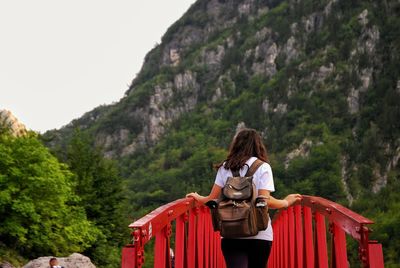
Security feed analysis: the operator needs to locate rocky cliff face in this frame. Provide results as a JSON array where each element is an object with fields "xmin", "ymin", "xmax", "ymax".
[
  {"xmin": 46, "ymin": 0, "xmax": 276, "ymax": 157},
  {"xmin": 45, "ymin": 0, "xmax": 399, "ymax": 201},
  {"xmin": 0, "ymin": 109, "xmax": 27, "ymax": 137}
]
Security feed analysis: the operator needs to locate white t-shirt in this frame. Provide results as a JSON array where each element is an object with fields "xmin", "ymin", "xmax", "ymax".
[{"xmin": 214, "ymin": 156, "xmax": 275, "ymax": 241}]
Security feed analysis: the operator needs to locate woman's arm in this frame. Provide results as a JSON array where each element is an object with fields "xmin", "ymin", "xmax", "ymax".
[
  {"xmin": 186, "ymin": 184, "xmax": 222, "ymax": 204},
  {"xmin": 258, "ymin": 189, "xmax": 302, "ymax": 209},
  {"xmin": 187, "ymin": 186, "xmax": 301, "ymax": 207}
]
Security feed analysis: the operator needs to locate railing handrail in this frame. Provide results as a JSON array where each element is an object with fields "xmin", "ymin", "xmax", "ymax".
[
  {"xmin": 301, "ymin": 195, "xmax": 373, "ymax": 224},
  {"xmin": 129, "ymin": 195, "xmax": 374, "ymax": 244},
  {"xmin": 299, "ymin": 195, "xmax": 373, "ymax": 241},
  {"xmin": 128, "ymin": 198, "xmax": 200, "ymax": 244}
]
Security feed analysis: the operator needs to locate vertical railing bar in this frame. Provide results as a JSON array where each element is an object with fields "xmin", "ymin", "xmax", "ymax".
[
  {"xmin": 360, "ymin": 225, "xmax": 371, "ymax": 268},
  {"xmin": 214, "ymin": 232, "xmax": 218, "ymax": 268},
  {"xmin": 314, "ymin": 212, "xmax": 329, "ymax": 268},
  {"xmin": 154, "ymin": 228, "xmax": 167, "ymax": 268},
  {"xmin": 282, "ymin": 210, "xmax": 288, "ymax": 268},
  {"xmin": 274, "ymin": 218, "xmax": 279, "ymax": 268},
  {"xmin": 268, "ymin": 221, "xmax": 274, "ymax": 268},
  {"xmin": 279, "ymin": 215, "xmax": 284, "ymax": 268},
  {"xmin": 288, "ymin": 206, "xmax": 295, "ymax": 268},
  {"xmin": 167, "ymin": 224, "xmax": 172, "ymax": 268},
  {"xmin": 332, "ymin": 222, "xmax": 348, "ymax": 268},
  {"xmin": 209, "ymin": 225, "xmax": 214, "ymax": 268},
  {"xmin": 121, "ymin": 245, "xmax": 137, "ymax": 268},
  {"xmin": 204, "ymin": 209, "xmax": 210, "ymax": 268},
  {"xmin": 274, "ymin": 215, "xmax": 280, "ymax": 268},
  {"xmin": 267, "ymin": 219, "xmax": 276, "ymax": 268},
  {"xmin": 276, "ymin": 219, "xmax": 280, "ymax": 268},
  {"xmin": 175, "ymin": 215, "xmax": 186, "ymax": 268},
  {"xmin": 303, "ymin": 206, "xmax": 314, "ymax": 268},
  {"xmin": 368, "ymin": 242, "xmax": 385, "ymax": 268},
  {"xmin": 268, "ymin": 220, "xmax": 275, "ymax": 268},
  {"xmin": 294, "ymin": 205, "xmax": 304, "ymax": 268},
  {"xmin": 197, "ymin": 207, "xmax": 205, "ymax": 268},
  {"xmin": 187, "ymin": 208, "xmax": 197, "ymax": 268}
]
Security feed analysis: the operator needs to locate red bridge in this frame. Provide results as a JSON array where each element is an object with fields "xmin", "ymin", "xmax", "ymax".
[{"xmin": 121, "ymin": 195, "xmax": 384, "ymax": 267}]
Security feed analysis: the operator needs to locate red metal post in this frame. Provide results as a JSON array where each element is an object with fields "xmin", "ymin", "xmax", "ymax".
[
  {"xmin": 280, "ymin": 215, "xmax": 285, "ymax": 268},
  {"xmin": 303, "ymin": 206, "xmax": 314, "ymax": 268},
  {"xmin": 210, "ymin": 224, "xmax": 215, "ymax": 268},
  {"xmin": 121, "ymin": 246, "xmax": 136, "ymax": 268},
  {"xmin": 288, "ymin": 206, "xmax": 295, "ymax": 268},
  {"xmin": 360, "ymin": 225, "xmax": 371, "ymax": 268},
  {"xmin": 282, "ymin": 210, "xmax": 288, "ymax": 268},
  {"xmin": 276, "ymin": 218, "xmax": 281, "ymax": 267},
  {"xmin": 174, "ymin": 214, "xmax": 186, "ymax": 268},
  {"xmin": 268, "ymin": 218, "xmax": 276, "ymax": 268},
  {"xmin": 314, "ymin": 212, "xmax": 328, "ymax": 268},
  {"xmin": 294, "ymin": 205, "xmax": 303, "ymax": 268},
  {"xmin": 277, "ymin": 215, "xmax": 283, "ymax": 268},
  {"xmin": 187, "ymin": 208, "xmax": 197, "ymax": 268},
  {"xmin": 368, "ymin": 241, "xmax": 384, "ymax": 268},
  {"xmin": 332, "ymin": 223, "xmax": 348, "ymax": 268},
  {"xmin": 213, "ymin": 233, "xmax": 218, "ymax": 268},
  {"xmin": 204, "ymin": 208, "xmax": 211, "ymax": 268},
  {"xmin": 267, "ymin": 218, "xmax": 277, "ymax": 268},
  {"xmin": 197, "ymin": 207, "xmax": 205, "ymax": 268},
  {"xmin": 270, "ymin": 217, "xmax": 276, "ymax": 268},
  {"xmin": 154, "ymin": 223, "xmax": 172, "ymax": 268},
  {"xmin": 154, "ymin": 228, "xmax": 167, "ymax": 268}
]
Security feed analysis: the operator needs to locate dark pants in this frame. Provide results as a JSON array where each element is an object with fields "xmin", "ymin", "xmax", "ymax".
[{"xmin": 221, "ymin": 238, "xmax": 272, "ymax": 268}]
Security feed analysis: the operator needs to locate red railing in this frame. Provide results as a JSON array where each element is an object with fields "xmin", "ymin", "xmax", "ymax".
[
  {"xmin": 121, "ymin": 198, "xmax": 225, "ymax": 268},
  {"xmin": 268, "ymin": 195, "xmax": 384, "ymax": 268},
  {"xmin": 121, "ymin": 196, "xmax": 384, "ymax": 268}
]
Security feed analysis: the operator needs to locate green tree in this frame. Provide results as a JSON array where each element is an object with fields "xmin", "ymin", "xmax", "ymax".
[
  {"xmin": 0, "ymin": 131, "xmax": 99, "ymax": 257},
  {"xmin": 66, "ymin": 129, "xmax": 127, "ymax": 267}
]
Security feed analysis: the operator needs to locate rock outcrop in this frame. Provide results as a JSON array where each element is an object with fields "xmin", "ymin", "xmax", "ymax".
[
  {"xmin": 0, "ymin": 109, "xmax": 27, "ymax": 136},
  {"xmin": 285, "ymin": 139, "xmax": 313, "ymax": 169},
  {"xmin": 0, "ymin": 261, "xmax": 15, "ymax": 268},
  {"xmin": 23, "ymin": 253, "xmax": 95, "ymax": 268}
]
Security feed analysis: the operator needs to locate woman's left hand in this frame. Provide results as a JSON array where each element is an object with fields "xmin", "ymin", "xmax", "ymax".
[{"xmin": 284, "ymin": 194, "xmax": 302, "ymax": 207}]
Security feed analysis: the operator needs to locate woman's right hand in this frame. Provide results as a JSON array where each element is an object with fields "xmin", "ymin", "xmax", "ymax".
[
  {"xmin": 186, "ymin": 192, "xmax": 202, "ymax": 202},
  {"xmin": 186, "ymin": 184, "xmax": 222, "ymax": 204}
]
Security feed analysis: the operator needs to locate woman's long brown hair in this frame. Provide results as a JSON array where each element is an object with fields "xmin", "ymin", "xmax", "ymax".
[{"xmin": 215, "ymin": 128, "xmax": 269, "ymax": 171}]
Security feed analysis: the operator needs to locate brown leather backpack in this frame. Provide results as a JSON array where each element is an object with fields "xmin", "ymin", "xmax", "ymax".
[{"xmin": 207, "ymin": 159, "xmax": 270, "ymax": 238}]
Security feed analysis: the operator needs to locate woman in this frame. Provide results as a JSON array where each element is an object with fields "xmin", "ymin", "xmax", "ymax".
[{"xmin": 186, "ymin": 128, "xmax": 302, "ymax": 268}]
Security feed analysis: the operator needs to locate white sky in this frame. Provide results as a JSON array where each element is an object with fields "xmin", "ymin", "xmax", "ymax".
[{"xmin": 0, "ymin": 0, "xmax": 196, "ymax": 133}]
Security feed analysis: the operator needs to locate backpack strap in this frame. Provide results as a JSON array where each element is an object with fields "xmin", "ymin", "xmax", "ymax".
[
  {"xmin": 245, "ymin": 159, "xmax": 264, "ymax": 177},
  {"xmin": 232, "ymin": 163, "xmax": 249, "ymax": 177}
]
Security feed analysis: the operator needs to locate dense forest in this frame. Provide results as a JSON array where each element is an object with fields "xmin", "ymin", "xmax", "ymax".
[
  {"xmin": 1, "ymin": 0, "xmax": 399, "ymax": 267},
  {"xmin": 0, "ymin": 128, "xmax": 129, "ymax": 267}
]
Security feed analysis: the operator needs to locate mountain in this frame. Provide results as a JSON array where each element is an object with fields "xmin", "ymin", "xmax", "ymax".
[
  {"xmin": 0, "ymin": 109, "xmax": 27, "ymax": 136},
  {"xmin": 44, "ymin": 0, "xmax": 400, "ymax": 265}
]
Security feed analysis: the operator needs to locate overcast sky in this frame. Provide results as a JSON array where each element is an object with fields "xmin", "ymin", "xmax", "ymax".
[{"xmin": 0, "ymin": 0, "xmax": 196, "ymax": 133}]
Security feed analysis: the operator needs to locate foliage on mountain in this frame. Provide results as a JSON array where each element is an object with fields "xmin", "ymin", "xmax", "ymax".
[{"xmin": 42, "ymin": 0, "xmax": 399, "ymax": 266}]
